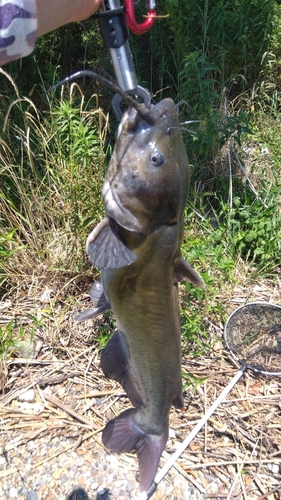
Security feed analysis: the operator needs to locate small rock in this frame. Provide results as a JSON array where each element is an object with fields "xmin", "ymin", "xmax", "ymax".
[
  {"xmin": 26, "ymin": 490, "xmax": 38, "ymax": 500},
  {"xmin": 61, "ymin": 474, "xmax": 68, "ymax": 484},
  {"xmin": 76, "ymin": 448, "xmax": 87, "ymax": 455},
  {"xmin": 97, "ymin": 487, "xmax": 106, "ymax": 495},
  {"xmin": 169, "ymin": 428, "xmax": 176, "ymax": 438},
  {"xmin": 52, "ymin": 470, "xmax": 62, "ymax": 480},
  {"xmin": 267, "ymin": 462, "xmax": 279, "ymax": 474},
  {"xmin": 114, "ymin": 479, "xmax": 125, "ymax": 488},
  {"xmin": 33, "ymin": 403, "xmax": 44, "ymax": 414},
  {"xmin": 107, "ymin": 454, "xmax": 119, "ymax": 469},
  {"xmin": 9, "ymin": 487, "xmax": 18, "ymax": 498},
  {"xmin": 18, "ymin": 389, "xmax": 35, "ymax": 401},
  {"xmin": 73, "ymin": 456, "xmax": 85, "ymax": 467},
  {"xmin": 126, "ymin": 481, "xmax": 135, "ymax": 493},
  {"xmin": 91, "ymin": 482, "xmax": 99, "ymax": 490},
  {"xmin": 40, "ymin": 288, "xmax": 54, "ymax": 303},
  {"xmin": 78, "ymin": 476, "xmax": 86, "ymax": 488}
]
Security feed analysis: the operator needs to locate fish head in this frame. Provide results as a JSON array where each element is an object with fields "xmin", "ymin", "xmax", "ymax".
[{"xmin": 102, "ymin": 98, "xmax": 189, "ymax": 233}]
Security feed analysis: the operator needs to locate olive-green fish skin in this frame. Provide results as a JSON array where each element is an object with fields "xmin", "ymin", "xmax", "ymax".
[
  {"xmin": 101, "ymin": 221, "xmax": 185, "ymax": 421},
  {"xmin": 84, "ymin": 98, "xmax": 204, "ymax": 492}
]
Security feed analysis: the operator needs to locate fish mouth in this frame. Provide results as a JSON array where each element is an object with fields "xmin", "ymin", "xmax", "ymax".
[{"xmin": 103, "ymin": 180, "xmax": 144, "ymax": 233}]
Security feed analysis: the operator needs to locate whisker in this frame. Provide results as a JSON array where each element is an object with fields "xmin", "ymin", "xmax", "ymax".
[
  {"xmin": 180, "ymin": 120, "xmax": 203, "ymax": 126},
  {"xmin": 168, "ymin": 120, "xmax": 203, "ymax": 134},
  {"xmin": 47, "ymin": 69, "xmax": 155, "ymax": 124}
]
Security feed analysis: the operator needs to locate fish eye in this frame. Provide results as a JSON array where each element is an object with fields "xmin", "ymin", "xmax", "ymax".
[{"xmin": 149, "ymin": 150, "xmax": 164, "ymax": 167}]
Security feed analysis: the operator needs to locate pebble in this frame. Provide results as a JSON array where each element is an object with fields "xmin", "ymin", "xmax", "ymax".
[
  {"xmin": 114, "ymin": 480, "xmax": 126, "ymax": 488},
  {"xmin": 0, "ymin": 435, "xmax": 203, "ymax": 500},
  {"xmin": 97, "ymin": 487, "xmax": 106, "ymax": 495},
  {"xmin": 73, "ymin": 456, "xmax": 85, "ymax": 467},
  {"xmin": 107, "ymin": 454, "xmax": 119, "ymax": 469},
  {"xmin": 33, "ymin": 402, "xmax": 45, "ymax": 414},
  {"xmin": 90, "ymin": 482, "xmax": 99, "ymax": 490},
  {"xmin": 61, "ymin": 473, "xmax": 69, "ymax": 484},
  {"xmin": 18, "ymin": 388, "xmax": 35, "ymax": 401},
  {"xmin": 169, "ymin": 428, "xmax": 176, "ymax": 438},
  {"xmin": 126, "ymin": 481, "xmax": 135, "ymax": 493},
  {"xmin": 53, "ymin": 470, "xmax": 62, "ymax": 480},
  {"xmin": 26, "ymin": 491, "xmax": 38, "ymax": 500},
  {"xmin": 267, "ymin": 462, "xmax": 279, "ymax": 474}
]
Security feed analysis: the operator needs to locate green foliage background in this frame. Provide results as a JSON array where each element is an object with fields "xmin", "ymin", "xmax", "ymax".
[{"xmin": 0, "ymin": 0, "xmax": 281, "ymax": 352}]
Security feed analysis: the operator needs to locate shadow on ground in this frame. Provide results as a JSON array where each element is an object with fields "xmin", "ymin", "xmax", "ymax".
[{"xmin": 66, "ymin": 487, "xmax": 112, "ymax": 500}]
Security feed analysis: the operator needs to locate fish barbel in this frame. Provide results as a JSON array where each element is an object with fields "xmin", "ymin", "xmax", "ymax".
[{"xmin": 77, "ymin": 98, "xmax": 203, "ymax": 492}]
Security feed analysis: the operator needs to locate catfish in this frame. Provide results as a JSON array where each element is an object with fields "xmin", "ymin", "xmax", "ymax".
[{"xmin": 76, "ymin": 98, "xmax": 203, "ymax": 492}]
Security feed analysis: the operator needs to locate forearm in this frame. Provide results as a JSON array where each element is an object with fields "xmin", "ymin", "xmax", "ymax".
[
  {"xmin": 0, "ymin": 0, "xmax": 102, "ymax": 65},
  {"xmin": 36, "ymin": 0, "xmax": 102, "ymax": 37}
]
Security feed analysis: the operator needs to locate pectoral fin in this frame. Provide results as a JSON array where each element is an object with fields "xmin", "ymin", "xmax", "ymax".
[
  {"xmin": 102, "ymin": 408, "xmax": 168, "ymax": 492},
  {"xmin": 174, "ymin": 256, "xmax": 204, "ymax": 288},
  {"xmin": 101, "ymin": 330, "xmax": 142, "ymax": 407},
  {"xmin": 86, "ymin": 217, "xmax": 137, "ymax": 269}
]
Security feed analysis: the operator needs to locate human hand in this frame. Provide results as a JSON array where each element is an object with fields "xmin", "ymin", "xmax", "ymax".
[{"xmin": 36, "ymin": 0, "xmax": 102, "ymax": 37}]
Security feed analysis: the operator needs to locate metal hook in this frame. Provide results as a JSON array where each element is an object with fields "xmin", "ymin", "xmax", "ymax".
[{"xmin": 124, "ymin": 0, "xmax": 156, "ymax": 34}]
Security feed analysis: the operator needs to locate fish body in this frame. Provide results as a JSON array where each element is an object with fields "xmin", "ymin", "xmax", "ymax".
[{"xmin": 80, "ymin": 99, "xmax": 203, "ymax": 491}]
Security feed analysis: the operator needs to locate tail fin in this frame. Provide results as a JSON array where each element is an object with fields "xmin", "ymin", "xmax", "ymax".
[{"xmin": 102, "ymin": 408, "xmax": 167, "ymax": 492}]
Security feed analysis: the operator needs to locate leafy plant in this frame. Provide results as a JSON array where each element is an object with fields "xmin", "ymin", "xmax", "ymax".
[{"xmin": 219, "ymin": 193, "xmax": 281, "ymax": 268}]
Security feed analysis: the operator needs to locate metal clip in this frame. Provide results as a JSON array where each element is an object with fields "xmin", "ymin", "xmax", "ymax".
[
  {"xmin": 124, "ymin": 0, "xmax": 156, "ymax": 35},
  {"xmin": 99, "ymin": 0, "xmax": 151, "ymax": 118}
]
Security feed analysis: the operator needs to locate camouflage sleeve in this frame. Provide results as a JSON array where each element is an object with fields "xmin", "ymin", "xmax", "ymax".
[{"xmin": 0, "ymin": 0, "xmax": 37, "ymax": 65}]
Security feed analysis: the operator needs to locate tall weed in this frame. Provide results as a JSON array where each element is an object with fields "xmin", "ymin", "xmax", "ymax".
[{"xmin": 0, "ymin": 72, "xmax": 108, "ymax": 287}]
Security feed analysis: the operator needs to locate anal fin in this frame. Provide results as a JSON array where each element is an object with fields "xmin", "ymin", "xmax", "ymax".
[{"xmin": 101, "ymin": 330, "xmax": 142, "ymax": 407}]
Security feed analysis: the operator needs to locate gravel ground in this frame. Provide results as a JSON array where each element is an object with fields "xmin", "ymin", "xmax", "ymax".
[{"xmin": 0, "ymin": 429, "xmax": 202, "ymax": 500}]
